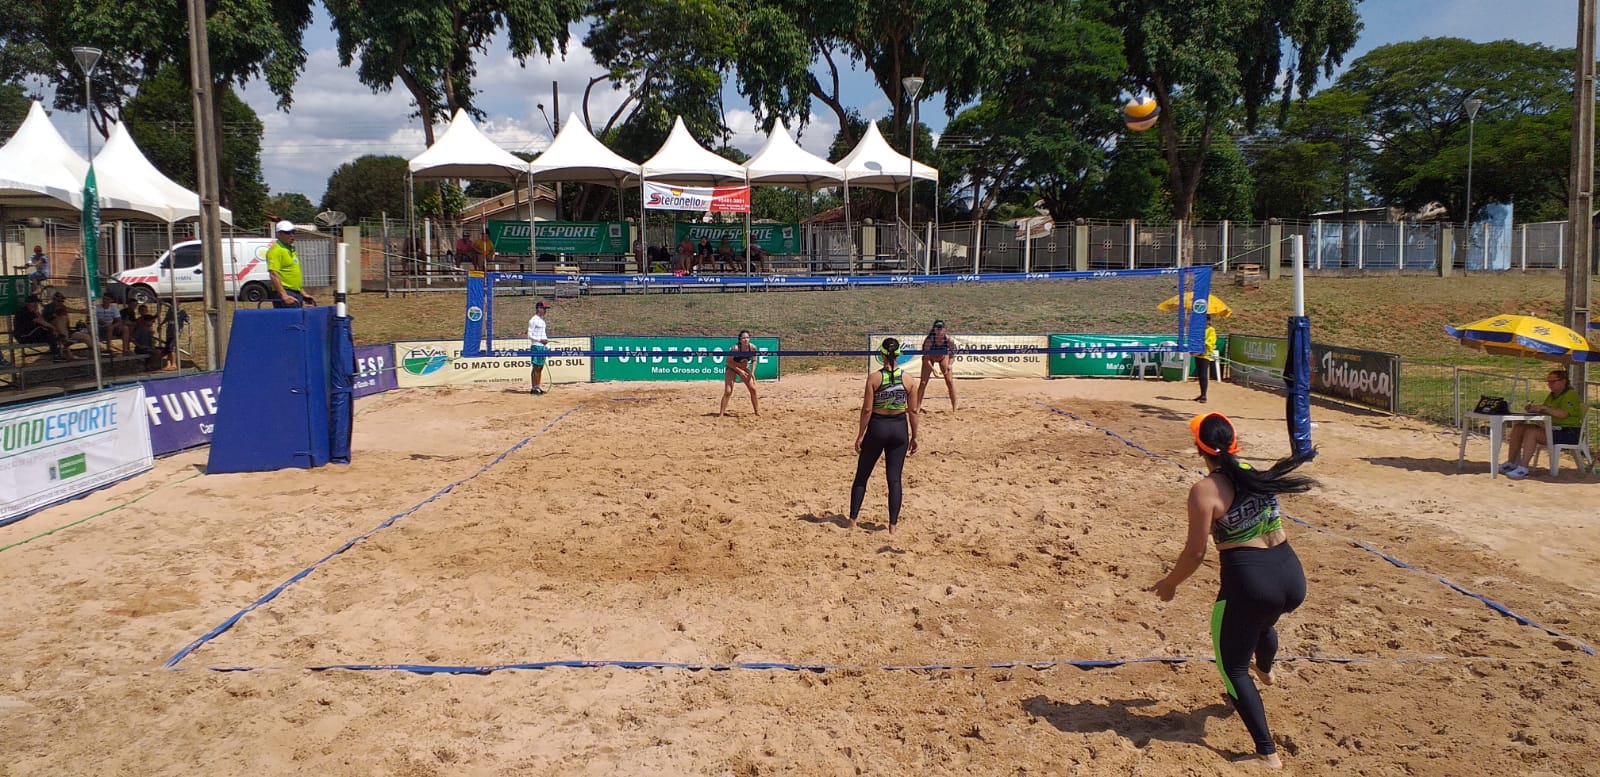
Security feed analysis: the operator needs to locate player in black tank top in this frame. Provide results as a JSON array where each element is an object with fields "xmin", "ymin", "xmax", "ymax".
[
  {"xmin": 720, "ymin": 329, "xmax": 760, "ymax": 416},
  {"xmin": 917, "ymin": 320, "xmax": 957, "ymax": 411}
]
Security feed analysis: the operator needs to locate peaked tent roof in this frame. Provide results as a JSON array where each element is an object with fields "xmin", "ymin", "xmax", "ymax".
[
  {"xmin": 834, "ymin": 121, "xmax": 937, "ymax": 191},
  {"xmin": 0, "ymin": 101, "xmax": 88, "ymax": 214},
  {"xmin": 641, "ymin": 117, "xmax": 747, "ymax": 185},
  {"xmin": 409, "ymin": 108, "xmax": 530, "ymax": 180},
  {"xmin": 743, "ymin": 120, "xmax": 845, "ymax": 189},
  {"xmin": 94, "ymin": 123, "xmax": 233, "ymax": 224},
  {"xmin": 527, "ymin": 112, "xmax": 641, "ymax": 185}
]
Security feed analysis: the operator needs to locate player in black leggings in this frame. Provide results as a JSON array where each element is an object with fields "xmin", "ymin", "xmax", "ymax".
[
  {"xmin": 850, "ymin": 338, "xmax": 920, "ymax": 534},
  {"xmin": 1149, "ymin": 413, "xmax": 1317, "ymax": 769}
]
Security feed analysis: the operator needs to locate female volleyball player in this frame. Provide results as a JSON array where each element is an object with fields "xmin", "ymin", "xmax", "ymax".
[
  {"xmin": 916, "ymin": 320, "xmax": 957, "ymax": 412},
  {"xmin": 719, "ymin": 330, "xmax": 760, "ymax": 416},
  {"xmin": 1149, "ymin": 413, "xmax": 1316, "ymax": 769},
  {"xmin": 850, "ymin": 338, "xmax": 919, "ymax": 534}
]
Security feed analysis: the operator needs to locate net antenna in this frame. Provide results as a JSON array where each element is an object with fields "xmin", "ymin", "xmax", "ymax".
[{"xmin": 315, "ymin": 210, "xmax": 348, "ymax": 228}]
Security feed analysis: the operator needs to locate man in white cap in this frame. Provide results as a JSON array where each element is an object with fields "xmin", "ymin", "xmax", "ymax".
[{"xmin": 267, "ymin": 220, "xmax": 313, "ymax": 308}]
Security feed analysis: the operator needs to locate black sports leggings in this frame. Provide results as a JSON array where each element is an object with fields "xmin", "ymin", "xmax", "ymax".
[
  {"xmin": 1196, "ymin": 356, "xmax": 1213, "ymax": 396},
  {"xmin": 850, "ymin": 413, "xmax": 909, "ymax": 525},
  {"xmin": 1211, "ymin": 542, "xmax": 1306, "ymax": 756}
]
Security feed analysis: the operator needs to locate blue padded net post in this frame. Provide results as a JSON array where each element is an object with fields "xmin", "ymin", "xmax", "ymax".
[
  {"xmin": 1285, "ymin": 315, "xmax": 1315, "ymax": 458},
  {"xmin": 329, "ymin": 314, "xmax": 354, "ymax": 464}
]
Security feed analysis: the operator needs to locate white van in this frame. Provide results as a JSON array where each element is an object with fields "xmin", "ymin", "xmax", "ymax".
[{"xmin": 109, "ymin": 238, "xmax": 277, "ymax": 305}]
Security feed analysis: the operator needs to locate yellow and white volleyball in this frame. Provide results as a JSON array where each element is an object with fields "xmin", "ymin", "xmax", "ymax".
[{"xmin": 1123, "ymin": 97, "xmax": 1160, "ymax": 131}]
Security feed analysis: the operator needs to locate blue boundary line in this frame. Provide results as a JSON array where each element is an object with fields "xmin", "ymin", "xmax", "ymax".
[
  {"xmin": 1040, "ymin": 402, "xmax": 1596, "ymax": 656},
  {"xmin": 164, "ymin": 405, "xmax": 585, "ymax": 670},
  {"xmin": 189, "ymin": 654, "xmax": 1581, "ymax": 676}
]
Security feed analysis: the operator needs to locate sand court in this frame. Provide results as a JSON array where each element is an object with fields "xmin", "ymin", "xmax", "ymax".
[{"xmin": 2, "ymin": 374, "xmax": 1598, "ymax": 775}]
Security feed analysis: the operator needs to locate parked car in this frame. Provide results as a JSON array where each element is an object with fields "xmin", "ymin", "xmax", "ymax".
[{"xmin": 106, "ymin": 238, "xmax": 277, "ymax": 305}]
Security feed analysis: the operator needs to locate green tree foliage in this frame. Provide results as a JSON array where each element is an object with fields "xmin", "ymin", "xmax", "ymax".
[
  {"xmin": 1332, "ymin": 38, "xmax": 1575, "ymax": 223},
  {"xmin": 936, "ymin": 0, "xmax": 1126, "ymax": 223},
  {"xmin": 264, "ymin": 192, "xmax": 317, "ymax": 223},
  {"xmin": 1116, "ymin": 0, "xmax": 1361, "ymax": 221},
  {"xmin": 0, "ymin": 84, "xmax": 30, "ymax": 135},
  {"xmin": 1246, "ymin": 90, "xmax": 1370, "ymax": 219},
  {"xmin": 321, "ymin": 155, "xmax": 410, "ymax": 222},
  {"xmin": 324, "ymin": 0, "xmax": 584, "ymax": 144},
  {"xmin": 123, "ymin": 66, "xmax": 268, "ymax": 228}
]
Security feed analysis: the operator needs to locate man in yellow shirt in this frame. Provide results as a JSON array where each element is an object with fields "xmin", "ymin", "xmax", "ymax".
[
  {"xmin": 268, "ymin": 220, "xmax": 314, "ymax": 308},
  {"xmin": 1194, "ymin": 315, "xmax": 1218, "ymax": 403},
  {"xmin": 473, "ymin": 230, "xmax": 495, "ymax": 272}
]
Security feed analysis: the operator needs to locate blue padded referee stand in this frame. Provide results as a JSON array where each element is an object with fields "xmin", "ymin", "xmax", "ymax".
[{"xmin": 207, "ymin": 306, "xmax": 354, "ymax": 473}]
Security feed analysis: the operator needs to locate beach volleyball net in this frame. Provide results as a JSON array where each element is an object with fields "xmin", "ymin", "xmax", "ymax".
[{"xmin": 460, "ymin": 267, "xmax": 1215, "ymax": 361}]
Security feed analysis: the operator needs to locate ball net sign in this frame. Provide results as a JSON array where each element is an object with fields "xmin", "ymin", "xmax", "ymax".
[
  {"xmin": 642, "ymin": 182, "xmax": 750, "ymax": 213},
  {"xmin": 591, "ymin": 336, "xmax": 779, "ymax": 381},
  {"xmin": 395, "ymin": 338, "xmax": 593, "ymax": 388},
  {"xmin": 486, "ymin": 221, "xmax": 627, "ymax": 255}
]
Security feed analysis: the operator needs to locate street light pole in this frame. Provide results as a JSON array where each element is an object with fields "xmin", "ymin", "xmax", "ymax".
[
  {"xmin": 902, "ymin": 76, "xmax": 924, "ymax": 272},
  {"xmin": 71, "ymin": 45, "xmax": 104, "ymax": 390},
  {"xmin": 1463, "ymin": 97, "xmax": 1483, "ymax": 268}
]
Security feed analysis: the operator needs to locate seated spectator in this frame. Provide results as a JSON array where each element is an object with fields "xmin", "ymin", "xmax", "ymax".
[
  {"xmin": 1501, "ymin": 369, "xmax": 1586, "ymax": 479},
  {"xmin": 455, "ymin": 234, "xmax": 478, "ymax": 270},
  {"xmin": 750, "ymin": 244, "xmax": 767, "ymax": 273},
  {"xmin": 695, "ymin": 237, "xmax": 715, "ymax": 270},
  {"xmin": 716, "ymin": 238, "xmax": 737, "ymax": 271},
  {"xmin": 674, "ymin": 238, "xmax": 695, "ymax": 273},
  {"xmin": 93, "ymin": 293, "xmax": 122, "ymax": 352},
  {"xmin": 26, "ymin": 245, "xmax": 50, "ymax": 292},
  {"xmin": 43, "ymin": 292, "xmax": 94, "ymax": 352},
  {"xmin": 475, "ymin": 231, "xmax": 496, "ymax": 272},
  {"xmin": 647, "ymin": 244, "xmax": 669, "ymax": 273},
  {"xmin": 12, "ymin": 295, "xmax": 67, "ymax": 360}
]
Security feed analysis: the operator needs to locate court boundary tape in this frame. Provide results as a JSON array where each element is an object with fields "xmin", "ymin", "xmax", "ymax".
[
  {"xmin": 1039, "ymin": 402, "xmax": 1596, "ymax": 657},
  {"xmin": 190, "ymin": 654, "xmax": 1583, "ymax": 676},
  {"xmin": 164, "ymin": 404, "xmax": 586, "ymax": 670},
  {"xmin": 0, "ymin": 472, "xmax": 204, "ymax": 555}
]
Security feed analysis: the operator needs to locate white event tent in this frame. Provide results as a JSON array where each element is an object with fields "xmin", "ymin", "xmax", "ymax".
[
  {"xmin": 743, "ymin": 120, "xmax": 845, "ymax": 268},
  {"xmin": 639, "ymin": 117, "xmax": 750, "ymax": 267},
  {"xmin": 407, "ymin": 109, "xmax": 532, "ymax": 267},
  {"xmin": 835, "ymin": 121, "xmax": 939, "ymax": 271},
  {"xmin": 95, "ymin": 122, "xmax": 232, "ymax": 225},
  {"xmin": 527, "ymin": 112, "xmax": 641, "ymax": 258}
]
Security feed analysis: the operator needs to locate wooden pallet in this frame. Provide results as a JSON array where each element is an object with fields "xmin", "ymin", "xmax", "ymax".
[{"xmin": 1234, "ymin": 263, "xmax": 1262, "ymax": 288}]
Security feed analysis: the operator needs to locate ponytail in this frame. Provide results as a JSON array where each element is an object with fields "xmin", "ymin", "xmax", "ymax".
[{"xmin": 1193, "ymin": 413, "xmax": 1317, "ymax": 497}]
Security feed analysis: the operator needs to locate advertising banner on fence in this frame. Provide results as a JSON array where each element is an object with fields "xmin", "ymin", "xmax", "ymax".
[
  {"xmin": 1227, "ymin": 334, "xmax": 1289, "ymax": 378},
  {"xmin": 868, "ymin": 334, "xmax": 1050, "ymax": 379},
  {"xmin": 140, "ymin": 371, "xmax": 224, "ymax": 456},
  {"xmin": 487, "ymin": 221, "xmax": 628, "ymax": 255},
  {"xmin": 643, "ymin": 182, "xmax": 751, "ymax": 213},
  {"xmin": 591, "ymin": 336, "xmax": 780, "ymax": 381},
  {"xmin": 672, "ymin": 223, "xmax": 803, "ymax": 255},
  {"xmin": 394, "ymin": 338, "xmax": 591, "ymax": 388},
  {"xmin": 353, "ymin": 343, "xmax": 399, "ymax": 398},
  {"xmin": 1047, "ymin": 334, "xmax": 1177, "ymax": 377},
  {"xmin": 1312, "ymin": 342, "xmax": 1399, "ymax": 413},
  {"xmin": 2, "ymin": 386, "xmax": 154, "ymax": 525}
]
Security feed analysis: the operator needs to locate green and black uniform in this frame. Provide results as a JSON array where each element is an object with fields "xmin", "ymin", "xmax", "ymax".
[
  {"xmin": 850, "ymin": 367, "xmax": 910, "ymax": 526},
  {"xmin": 1210, "ymin": 482, "xmax": 1304, "ymax": 757}
]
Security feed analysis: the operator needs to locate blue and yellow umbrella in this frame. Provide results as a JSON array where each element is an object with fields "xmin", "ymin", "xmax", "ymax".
[
  {"xmin": 1156, "ymin": 293, "xmax": 1232, "ymax": 318},
  {"xmin": 1444, "ymin": 314, "xmax": 1600, "ymax": 363}
]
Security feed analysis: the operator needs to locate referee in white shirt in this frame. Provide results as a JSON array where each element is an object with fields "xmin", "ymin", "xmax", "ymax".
[{"xmin": 527, "ymin": 300, "xmax": 550, "ymax": 394}]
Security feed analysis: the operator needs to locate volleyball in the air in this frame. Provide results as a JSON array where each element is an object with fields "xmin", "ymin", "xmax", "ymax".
[{"xmin": 1123, "ymin": 97, "xmax": 1160, "ymax": 131}]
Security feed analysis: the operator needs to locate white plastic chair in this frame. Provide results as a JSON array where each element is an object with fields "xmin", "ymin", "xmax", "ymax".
[
  {"xmin": 1130, "ymin": 352, "xmax": 1159, "ymax": 379},
  {"xmin": 1531, "ymin": 411, "xmax": 1593, "ymax": 476}
]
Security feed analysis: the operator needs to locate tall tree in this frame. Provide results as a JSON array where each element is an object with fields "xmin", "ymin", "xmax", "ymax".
[
  {"xmin": 124, "ymin": 65, "xmax": 269, "ymax": 228},
  {"xmin": 937, "ymin": 0, "xmax": 1126, "ymax": 224},
  {"xmin": 0, "ymin": 84, "xmax": 30, "ymax": 134},
  {"xmin": 1334, "ymin": 38, "xmax": 1575, "ymax": 223},
  {"xmin": 324, "ymin": 0, "xmax": 584, "ymax": 145},
  {"xmin": 264, "ymin": 192, "xmax": 317, "ymax": 223},
  {"xmin": 1245, "ymin": 90, "xmax": 1370, "ymax": 219},
  {"xmin": 1116, "ymin": 0, "xmax": 1361, "ymax": 223}
]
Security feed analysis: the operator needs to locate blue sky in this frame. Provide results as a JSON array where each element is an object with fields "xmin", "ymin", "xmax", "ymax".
[{"xmin": 40, "ymin": 0, "xmax": 1593, "ymax": 202}]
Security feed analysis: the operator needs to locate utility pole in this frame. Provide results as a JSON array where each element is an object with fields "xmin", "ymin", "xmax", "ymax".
[
  {"xmin": 1567, "ymin": 0, "xmax": 1595, "ymax": 390},
  {"xmin": 187, "ymin": 0, "xmax": 229, "ymax": 368}
]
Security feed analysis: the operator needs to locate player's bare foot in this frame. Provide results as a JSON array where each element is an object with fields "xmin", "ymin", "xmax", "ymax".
[
  {"xmin": 1257, "ymin": 753, "xmax": 1283, "ymax": 769},
  {"xmin": 846, "ymin": 518, "xmax": 856, "ymax": 530},
  {"xmin": 887, "ymin": 522, "xmax": 896, "ymax": 536},
  {"xmin": 1254, "ymin": 666, "xmax": 1275, "ymax": 686}
]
